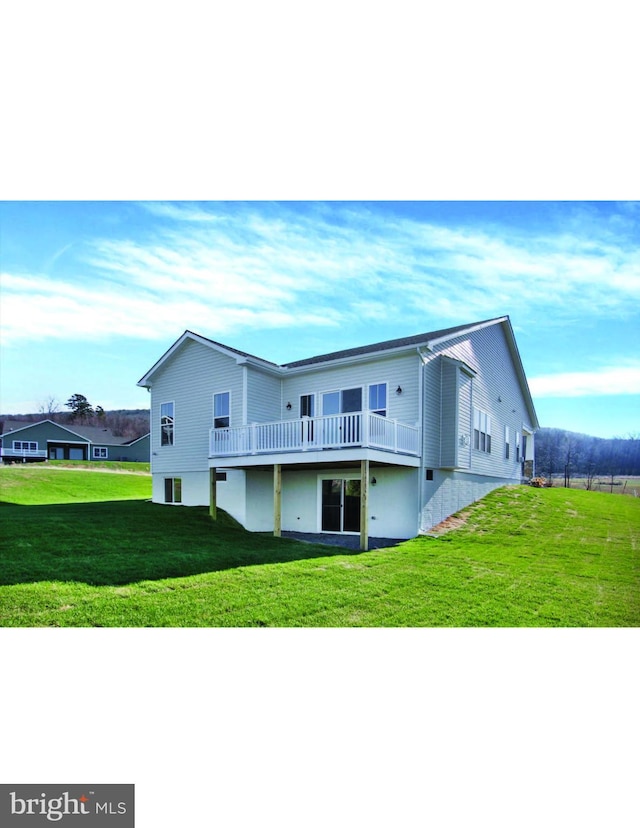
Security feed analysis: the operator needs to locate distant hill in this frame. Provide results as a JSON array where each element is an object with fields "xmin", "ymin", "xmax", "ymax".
[
  {"xmin": 535, "ymin": 427, "xmax": 640, "ymax": 478},
  {"xmin": 0, "ymin": 409, "xmax": 150, "ymax": 441}
]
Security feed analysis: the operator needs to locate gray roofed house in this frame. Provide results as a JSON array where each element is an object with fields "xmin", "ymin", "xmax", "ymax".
[{"xmin": 0, "ymin": 419, "xmax": 150, "ymax": 463}]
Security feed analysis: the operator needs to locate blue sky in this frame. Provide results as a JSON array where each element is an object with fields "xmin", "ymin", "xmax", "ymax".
[{"xmin": 1, "ymin": 200, "xmax": 638, "ymax": 438}]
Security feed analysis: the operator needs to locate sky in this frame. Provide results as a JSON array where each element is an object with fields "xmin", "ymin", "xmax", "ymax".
[{"xmin": 1, "ymin": 200, "xmax": 638, "ymax": 438}]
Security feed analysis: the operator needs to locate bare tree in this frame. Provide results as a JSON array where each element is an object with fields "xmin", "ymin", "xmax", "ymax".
[{"xmin": 38, "ymin": 396, "xmax": 61, "ymax": 417}]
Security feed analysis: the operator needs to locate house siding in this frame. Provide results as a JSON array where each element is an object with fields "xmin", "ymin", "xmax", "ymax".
[
  {"xmin": 246, "ymin": 368, "xmax": 281, "ymax": 423},
  {"xmin": 430, "ymin": 323, "xmax": 533, "ymax": 481},
  {"xmin": 417, "ymin": 323, "xmax": 534, "ymax": 531},
  {"xmin": 439, "ymin": 359, "xmax": 458, "ymax": 468},
  {"xmin": 150, "ymin": 339, "xmax": 244, "ymax": 484},
  {"xmin": 281, "ymin": 352, "xmax": 421, "ymax": 424}
]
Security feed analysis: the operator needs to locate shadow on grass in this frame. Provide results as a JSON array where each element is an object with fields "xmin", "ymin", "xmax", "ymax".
[{"xmin": 0, "ymin": 499, "xmax": 362, "ymax": 587}]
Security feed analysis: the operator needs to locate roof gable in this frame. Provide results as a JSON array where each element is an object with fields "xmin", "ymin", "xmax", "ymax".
[{"xmin": 137, "ymin": 330, "xmax": 279, "ymax": 387}]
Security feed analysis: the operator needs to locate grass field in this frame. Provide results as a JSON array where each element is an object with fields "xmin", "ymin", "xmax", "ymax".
[
  {"xmin": 557, "ymin": 476, "xmax": 640, "ymax": 497},
  {"xmin": 1, "ymin": 464, "xmax": 638, "ymax": 627}
]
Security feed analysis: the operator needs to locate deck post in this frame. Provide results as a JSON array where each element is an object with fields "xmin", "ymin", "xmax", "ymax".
[
  {"xmin": 209, "ymin": 468, "xmax": 217, "ymax": 520},
  {"xmin": 360, "ymin": 458, "xmax": 369, "ymax": 551},
  {"xmin": 274, "ymin": 463, "xmax": 282, "ymax": 537}
]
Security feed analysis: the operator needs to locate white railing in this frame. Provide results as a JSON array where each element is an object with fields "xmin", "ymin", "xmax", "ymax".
[
  {"xmin": 210, "ymin": 412, "xmax": 420, "ymax": 457},
  {"xmin": 0, "ymin": 448, "xmax": 47, "ymax": 459}
]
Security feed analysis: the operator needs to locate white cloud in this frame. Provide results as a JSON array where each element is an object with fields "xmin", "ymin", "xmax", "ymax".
[
  {"xmin": 2, "ymin": 202, "xmax": 639, "ymax": 347},
  {"xmin": 530, "ymin": 365, "xmax": 640, "ymax": 397}
]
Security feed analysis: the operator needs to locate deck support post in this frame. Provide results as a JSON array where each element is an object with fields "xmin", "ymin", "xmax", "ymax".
[
  {"xmin": 274, "ymin": 463, "xmax": 282, "ymax": 537},
  {"xmin": 360, "ymin": 458, "xmax": 369, "ymax": 551},
  {"xmin": 209, "ymin": 468, "xmax": 217, "ymax": 520}
]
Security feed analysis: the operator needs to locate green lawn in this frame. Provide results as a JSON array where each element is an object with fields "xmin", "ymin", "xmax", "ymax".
[{"xmin": 1, "ymin": 465, "xmax": 638, "ymax": 627}]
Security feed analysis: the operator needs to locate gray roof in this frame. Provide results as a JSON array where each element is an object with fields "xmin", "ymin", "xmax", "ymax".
[
  {"xmin": 281, "ymin": 319, "xmax": 500, "ymax": 368},
  {"xmin": 0, "ymin": 419, "xmax": 132, "ymax": 445}
]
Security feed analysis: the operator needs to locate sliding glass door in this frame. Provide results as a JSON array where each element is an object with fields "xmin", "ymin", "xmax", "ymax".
[{"xmin": 321, "ymin": 479, "xmax": 361, "ymax": 533}]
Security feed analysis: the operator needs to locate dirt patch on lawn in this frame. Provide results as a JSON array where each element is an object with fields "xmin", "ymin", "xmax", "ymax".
[{"xmin": 427, "ymin": 511, "xmax": 471, "ymax": 535}]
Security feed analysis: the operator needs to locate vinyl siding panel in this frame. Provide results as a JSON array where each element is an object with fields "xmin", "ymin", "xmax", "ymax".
[
  {"xmin": 421, "ymin": 356, "xmax": 441, "ymax": 466},
  {"xmin": 149, "ymin": 339, "xmax": 244, "ymax": 478},
  {"xmin": 281, "ymin": 352, "xmax": 421, "ymax": 424},
  {"xmin": 246, "ymin": 368, "xmax": 281, "ymax": 423},
  {"xmin": 439, "ymin": 359, "xmax": 458, "ymax": 468},
  {"xmin": 432, "ymin": 323, "xmax": 530, "ymax": 481}
]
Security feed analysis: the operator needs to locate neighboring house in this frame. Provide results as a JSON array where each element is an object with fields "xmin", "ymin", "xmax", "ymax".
[
  {"xmin": 0, "ymin": 420, "xmax": 150, "ymax": 463},
  {"xmin": 137, "ymin": 316, "xmax": 538, "ymax": 548}
]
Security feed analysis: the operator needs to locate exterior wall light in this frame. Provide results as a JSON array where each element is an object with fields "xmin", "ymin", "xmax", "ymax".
[
  {"xmin": 371, "ymin": 477, "xmax": 377, "ymax": 485},
  {"xmin": 396, "ymin": 386, "xmax": 403, "ymax": 395},
  {"xmin": 286, "ymin": 402, "xmax": 292, "ymax": 410}
]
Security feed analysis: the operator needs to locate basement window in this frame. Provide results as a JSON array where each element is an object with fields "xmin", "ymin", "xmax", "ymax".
[{"xmin": 164, "ymin": 477, "xmax": 182, "ymax": 504}]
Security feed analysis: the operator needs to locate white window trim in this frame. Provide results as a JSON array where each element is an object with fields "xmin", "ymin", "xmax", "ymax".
[
  {"xmin": 367, "ymin": 381, "xmax": 388, "ymax": 416},
  {"xmin": 299, "ymin": 393, "xmax": 315, "ymax": 418},
  {"xmin": 164, "ymin": 477, "xmax": 182, "ymax": 504},
  {"xmin": 473, "ymin": 408, "xmax": 492, "ymax": 453},
  {"xmin": 320, "ymin": 386, "xmax": 365, "ymax": 415},
  {"xmin": 213, "ymin": 390, "xmax": 232, "ymax": 429},
  {"xmin": 93, "ymin": 446, "xmax": 108, "ymax": 459},
  {"xmin": 160, "ymin": 400, "xmax": 175, "ymax": 447},
  {"xmin": 13, "ymin": 440, "xmax": 38, "ymax": 451}
]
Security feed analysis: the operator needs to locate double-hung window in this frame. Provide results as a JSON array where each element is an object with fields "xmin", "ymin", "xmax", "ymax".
[
  {"xmin": 473, "ymin": 408, "xmax": 492, "ymax": 453},
  {"xmin": 160, "ymin": 402, "xmax": 174, "ymax": 446},
  {"xmin": 214, "ymin": 392, "xmax": 230, "ymax": 429},
  {"xmin": 368, "ymin": 383, "xmax": 387, "ymax": 416},
  {"xmin": 505, "ymin": 426, "xmax": 510, "ymax": 460}
]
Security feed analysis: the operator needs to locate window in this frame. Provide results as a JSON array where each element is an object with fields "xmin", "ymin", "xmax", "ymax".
[
  {"xmin": 214, "ymin": 392, "xmax": 230, "ymax": 429},
  {"xmin": 215, "ymin": 472, "xmax": 227, "ymax": 482},
  {"xmin": 300, "ymin": 394, "xmax": 315, "ymax": 417},
  {"xmin": 322, "ymin": 387, "xmax": 362, "ymax": 415},
  {"xmin": 505, "ymin": 426, "xmax": 510, "ymax": 460},
  {"xmin": 160, "ymin": 402, "xmax": 174, "ymax": 446},
  {"xmin": 368, "ymin": 383, "xmax": 387, "ymax": 416},
  {"xmin": 516, "ymin": 431, "xmax": 521, "ymax": 463},
  {"xmin": 473, "ymin": 408, "xmax": 492, "ymax": 453},
  {"xmin": 425, "ymin": 468, "xmax": 434, "ymax": 481},
  {"xmin": 164, "ymin": 477, "xmax": 182, "ymax": 503},
  {"xmin": 13, "ymin": 441, "xmax": 37, "ymax": 452},
  {"xmin": 93, "ymin": 447, "xmax": 108, "ymax": 459}
]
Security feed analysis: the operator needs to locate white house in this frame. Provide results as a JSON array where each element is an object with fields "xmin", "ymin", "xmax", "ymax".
[{"xmin": 137, "ymin": 316, "xmax": 538, "ymax": 549}]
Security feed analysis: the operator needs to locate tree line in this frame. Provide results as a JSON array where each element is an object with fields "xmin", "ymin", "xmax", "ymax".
[
  {"xmin": 535, "ymin": 427, "xmax": 640, "ymax": 484},
  {"xmin": 2, "ymin": 394, "xmax": 150, "ymax": 442}
]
